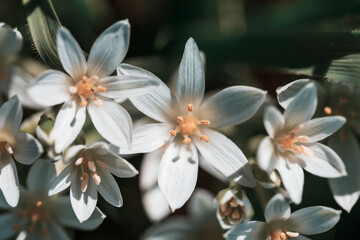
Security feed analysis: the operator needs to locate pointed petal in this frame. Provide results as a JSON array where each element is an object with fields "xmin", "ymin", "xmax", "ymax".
[
  {"xmin": 49, "ymin": 165, "xmax": 73, "ymax": 196},
  {"xmin": 13, "ymin": 132, "xmax": 43, "ymax": 165},
  {"xmin": 199, "ymin": 86, "xmax": 266, "ymax": 128},
  {"xmin": 63, "ymin": 145, "xmax": 87, "ymax": 164},
  {"xmin": 55, "ymin": 196, "xmax": 105, "ymax": 230},
  {"xmin": 27, "ymin": 160, "xmax": 56, "ymax": 193},
  {"xmin": 0, "ymin": 24, "xmax": 23, "ymax": 57},
  {"xmin": 298, "ymin": 116, "xmax": 346, "ymax": 142},
  {"xmin": 193, "ymin": 128, "xmax": 256, "ymax": 187},
  {"xmin": 264, "ymin": 193, "xmax": 291, "ymax": 223},
  {"xmin": 299, "ymin": 143, "xmax": 347, "ymax": 178},
  {"xmin": 158, "ymin": 141, "xmax": 198, "ymax": 211},
  {"xmin": 283, "ymin": 83, "xmax": 317, "ymax": 130},
  {"xmin": 328, "ymin": 131, "xmax": 360, "ymax": 212},
  {"xmin": 70, "ymin": 169, "xmax": 98, "ymax": 223},
  {"xmin": 287, "ymin": 206, "xmax": 341, "ymax": 235},
  {"xmin": 119, "ymin": 123, "xmax": 173, "ymax": 154},
  {"xmin": 97, "ymin": 168, "xmax": 123, "ymax": 207},
  {"xmin": 87, "ymin": 20, "xmax": 130, "ymax": 78},
  {"xmin": 276, "ymin": 79, "xmax": 312, "ymax": 109},
  {"xmin": 0, "ymin": 153, "xmax": 19, "ymax": 207},
  {"xmin": 256, "ymin": 137, "xmax": 277, "ymax": 172},
  {"xmin": 199, "ymin": 154, "xmax": 228, "ymax": 182},
  {"xmin": 57, "ymin": 27, "xmax": 86, "ymax": 79},
  {"xmin": 50, "ymin": 98, "xmax": 86, "ymax": 153},
  {"xmin": 224, "ymin": 221, "xmax": 268, "ymax": 240},
  {"xmin": 176, "ymin": 38, "xmax": 205, "ymax": 108},
  {"xmin": 28, "ymin": 70, "xmax": 72, "ymax": 107},
  {"xmin": 95, "ymin": 75, "xmax": 159, "ymax": 99},
  {"xmin": 0, "ymin": 95, "xmax": 21, "ymax": 135},
  {"xmin": 276, "ymin": 159, "xmax": 304, "ymax": 204},
  {"xmin": 0, "ymin": 213, "xmax": 20, "ymax": 239},
  {"xmin": 88, "ymin": 98, "xmax": 132, "ymax": 147},
  {"xmin": 263, "ymin": 106, "xmax": 284, "ymax": 138},
  {"xmin": 118, "ymin": 64, "xmax": 177, "ymax": 122}
]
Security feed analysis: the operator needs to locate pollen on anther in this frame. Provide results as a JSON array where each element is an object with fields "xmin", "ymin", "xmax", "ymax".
[
  {"xmin": 183, "ymin": 137, "xmax": 191, "ymax": 144},
  {"xmin": 36, "ymin": 201, "xmax": 43, "ymax": 207},
  {"xmin": 200, "ymin": 120, "xmax": 210, "ymax": 125},
  {"xmin": 97, "ymin": 86, "xmax": 106, "ymax": 92},
  {"xmin": 187, "ymin": 104, "xmax": 193, "ymax": 112},
  {"xmin": 170, "ymin": 130, "xmax": 177, "ymax": 136},
  {"xmin": 324, "ymin": 106, "xmax": 332, "ymax": 115},
  {"xmin": 200, "ymin": 135, "xmax": 210, "ymax": 143},
  {"xmin": 92, "ymin": 172, "xmax": 101, "ymax": 185},
  {"xmin": 177, "ymin": 116, "xmax": 184, "ymax": 122},
  {"xmin": 81, "ymin": 100, "xmax": 88, "ymax": 107}
]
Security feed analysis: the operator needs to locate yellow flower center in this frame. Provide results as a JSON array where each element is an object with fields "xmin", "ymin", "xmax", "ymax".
[
  {"xmin": 270, "ymin": 230, "xmax": 299, "ymax": 240},
  {"xmin": 69, "ymin": 75, "xmax": 106, "ymax": 107},
  {"xmin": 277, "ymin": 125, "xmax": 313, "ymax": 157}
]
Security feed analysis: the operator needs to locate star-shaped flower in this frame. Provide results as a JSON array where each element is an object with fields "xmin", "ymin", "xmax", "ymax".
[
  {"xmin": 118, "ymin": 38, "xmax": 267, "ymax": 211},
  {"xmin": 29, "ymin": 20, "xmax": 158, "ymax": 153}
]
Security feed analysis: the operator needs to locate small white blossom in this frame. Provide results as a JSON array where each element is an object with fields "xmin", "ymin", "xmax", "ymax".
[
  {"xmin": 29, "ymin": 20, "xmax": 158, "ymax": 153},
  {"xmin": 225, "ymin": 194, "xmax": 341, "ymax": 240},
  {"xmin": 49, "ymin": 142, "xmax": 138, "ymax": 222},
  {"xmin": 0, "ymin": 96, "xmax": 43, "ymax": 207},
  {"xmin": 257, "ymin": 82, "xmax": 347, "ymax": 204}
]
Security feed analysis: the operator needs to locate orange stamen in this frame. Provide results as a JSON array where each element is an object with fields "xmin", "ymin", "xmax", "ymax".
[
  {"xmin": 187, "ymin": 104, "xmax": 193, "ymax": 112},
  {"xmin": 200, "ymin": 135, "xmax": 210, "ymax": 143},
  {"xmin": 183, "ymin": 137, "xmax": 191, "ymax": 144},
  {"xmin": 324, "ymin": 106, "xmax": 332, "ymax": 115},
  {"xmin": 170, "ymin": 130, "xmax": 177, "ymax": 136}
]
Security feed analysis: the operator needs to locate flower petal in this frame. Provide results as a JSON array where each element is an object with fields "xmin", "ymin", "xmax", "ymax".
[
  {"xmin": 224, "ymin": 221, "xmax": 268, "ymax": 240},
  {"xmin": 13, "ymin": 132, "xmax": 43, "ymax": 165},
  {"xmin": 286, "ymin": 206, "xmax": 341, "ymax": 235},
  {"xmin": 57, "ymin": 27, "xmax": 86, "ymax": 80},
  {"xmin": 277, "ymin": 79, "xmax": 312, "ymax": 109},
  {"xmin": 0, "ymin": 95, "xmax": 21, "ymax": 135},
  {"xmin": 50, "ymin": 98, "xmax": 86, "ymax": 153},
  {"xmin": 88, "ymin": 98, "xmax": 132, "ymax": 147},
  {"xmin": 276, "ymin": 159, "xmax": 304, "ymax": 204},
  {"xmin": 298, "ymin": 116, "xmax": 346, "ymax": 142},
  {"xmin": 43, "ymin": 222, "xmax": 70, "ymax": 240},
  {"xmin": 87, "ymin": 20, "xmax": 130, "ymax": 78},
  {"xmin": 176, "ymin": 38, "xmax": 205, "ymax": 108},
  {"xmin": 49, "ymin": 165, "xmax": 73, "ymax": 196},
  {"xmin": 283, "ymin": 83, "xmax": 317, "ymax": 130},
  {"xmin": 63, "ymin": 145, "xmax": 87, "ymax": 164},
  {"xmin": 27, "ymin": 160, "xmax": 56, "ymax": 193},
  {"xmin": 199, "ymin": 86, "xmax": 266, "ymax": 128},
  {"xmin": 256, "ymin": 137, "xmax": 277, "ymax": 172},
  {"xmin": 119, "ymin": 123, "xmax": 173, "ymax": 154},
  {"xmin": 263, "ymin": 106, "xmax": 284, "ymax": 138},
  {"xmin": 0, "ymin": 24, "xmax": 22, "ymax": 58},
  {"xmin": 55, "ymin": 196, "xmax": 105, "ymax": 230},
  {"xmin": 28, "ymin": 70, "xmax": 72, "ymax": 107},
  {"xmin": 193, "ymin": 128, "xmax": 256, "ymax": 187},
  {"xmin": 0, "ymin": 213, "xmax": 20, "ymax": 239},
  {"xmin": 199, "ymin": 154, "xmax": 228, "ymax": 182},
  {"xmin": 70, "ymin": 169, "xmax": 98, "ymax": 223},
  {"xmin": 264, "ymin": 193, "xmax": 291, "ymax": 223},
  {"xmin": 299, "ymin": 143, "xmax": 347, "ymax": 178},
  {"xmin": 97, "ymin": 167, "xmax": 123, "ymax": 207},
  {"xmin": 0, "ymin": 153, "xmax": 19, "ymax": 207},
  {"xmin": 158, "ymin": 141, "xmax": 198, "ymax": 211},
  {"xmin": 118, "ymin": 64, "xmax": 177, "ymax": 122},
  {"xmin": 328, "ymin": 131, "xmax": 360, "ymax": 212}
]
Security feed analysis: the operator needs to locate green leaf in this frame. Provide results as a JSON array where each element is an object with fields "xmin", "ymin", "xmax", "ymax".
[{"xmin": 22, "ymin": 0, "xmax": 63, "ymax": 70}]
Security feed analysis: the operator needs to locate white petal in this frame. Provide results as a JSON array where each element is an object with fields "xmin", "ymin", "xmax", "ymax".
[
  {"xmin": 43, "ymin": 222, "xmax": 70, "ymax": 240},
  {"xmin": 286, "ymin": 206, "xmax": 341, "ymax": 235},
  {"xmin": 87, "ymin": 20, "xmax": 130, "ymax": 78},
  {"xmin": 97, "ymin": 168, "xmax": 123, "ymax": 207},
  {"xmin": 264, "ymin": 193, "xmax": 291, "ymax": 223},
  {"xmin": 193, "ymin": 128, "xmax": 256, "ymax": 187},
  {"xmin": 224, "ymin": 221, "xmax": 268, "ymax": 240},
  {"xmin": 298, "ymin": 116, "xmax": 346, "ymax": 142},
  {"xmin": 0, "ymin": 24, "xmax": 22, "ymax": 57},
  {"xmin": 158, "ymin": 141, "xmax": 198, "ymax": 211},
  {"xmin": 283, "ymin": 83, "xmax": 317, "ymax": 130},
  {"xmin": 50, "ymin": 98, "xmax": 86, "ymax": 153},
  {"xmin": 118, "ymin": 64, "xmax": 177, "ymax": 122},
  {"xmin": 276, "ymin": 79, "xmax": 312, "ymax": 109},
  {"xmin": 276, "ymin": 159, "xmax": 304, "ymax": 204},
  {"xmin": 142, "ymin": 186, "xmax": 171, "ymax": 222},
  {"xmin": 0, "ymin": 213, "xmax": 20, "ymax": 239},
  {"xmin": 256, "ymin": 137, "xmax": 277, "ymax": 172},
  {"xmin": 299, "ymin": 143, "xmax": 347, "ymax": 178},
  {"xmin": 119, "ymin": 123, "xmax": 173, "ymax": 154},
  {"xmin": 176, "ymin": 38, "xmax": 205, "ymax": 108},
  {"xmin": 13, "ymin": 132, "xmax": 43, "ymax": 165},
  {"xmin": 199, "ymin": 86, "xmax": 266, "ymax": 128},
  {"xmin": 88, "ymin": 98, "xmax": 132, "ymax": 147},
  {"xmin": 27, "ymin": 160, "xmax": 56, "ymax": 193},
  {"xmin": 49, "ymin": 165, "xmax": 73, "ymax": 196},
  {"xmin": 28, "ymin": 70, "xmax": 72, "ymax": 107},
  {"xmin": 199, "ymin": 154, "xmax": 228, "ymax": 182},
  {"xmin": 57, "ymin": 27, "xmax": 86, "ymax": 80},
  {"xmin": 0, "ymin": 95, "xmax": 22, "ymax": 135},
  {"xmin": 0, "ymin": 153, "xmax": 19, "ymax": 207},
  {"xmin": 328, "ymin": 131, "xmax": 360, "ymax": 212},
  {"xmin": 63, "ymin": 145, "xmax": 86, "ymax": 164},
  {"xmin": 55, "ymin": 196, "xmax": 105, "ymax": 230},
  {"xmin": 263, "ymin": 106, "xmax": 284, "ymax": 138},
  {"xmin": 70, "ymin": 169, "xmax": 98, "ymax": 223},
  {"xmin": 95, "ymin": 75, "xmax": 159, "ymax": 99}
]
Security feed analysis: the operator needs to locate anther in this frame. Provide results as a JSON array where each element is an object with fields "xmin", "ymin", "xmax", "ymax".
[
  {"xmin": 177, "ymin": 116, "xmax": 184, "ymax": 122},
  {"xmin": 96, "ymin": 160, "xmax": 109, "ymax": 169},
  {"xmin": 75, "ymin": 157, "xmax": 84, "ymax": 166},
  {"xmin": 286, "ymin": 231, "xmax": 299, "ymax": 238},
  {"xmin": 229, "ymin": 199, "xmax": 238, "ymax": 208},
  {"xmin": 80, "ymin": 173, "xmax": 89, "ymax": 192},
  {"xmin": 69, "ymin": 86, "xmax": 78, "ymax": 94},
  {"xmin": 231, "ymin": 209, "xmax": 240, "ymax": 219},
  {"xmin": 36, "ymin": 201, "xmax": 43, "ymax": 207},
  {"xmin": 324, "ymin": 106, "xmax": 332, "ymax": 115},
  {"xmin": 280, "ymin": 232, "xmax": 287, "ymax": 240},
  {"xmin": 297, "ymin": 136, "xmax": 310, "ymax": 143},
  {"xmin": 187, "ymin": 104, "xmax": 193, "ymax": 112},
  {"xmin": 5, "ymin": 143, "xmax": 13, "ymax": 154},
  {"xmin": 97, "ymin": 86, "xmax": 106, "ymax": 92},
  {"xmin": 88, "ymin": 160, "xmax": 96, "ymax": 172},
  {"xmin": 183, "ymin": 137, "xmax": 191, "ymax": 144},
  {"xmin": 92, "ymin": 172, "xmax": 101, "ymax": 185},
  {"xmin": 220, "ymin": 203, "xmax": 228, "ymax": 212},
  {"xmin": 200, "ymin": 120, "xmax": 210, "ymax": 125},
  {"xmin": 170, "ymin": 130, "xmax": 177, "ymax": 136},
  {"xmin": 200, "ymin": 135, "xmax": 210, "ymax": 143},
  {"xmin": 81, "ymin": 100, "xmax": 88, "ymax": 107}
]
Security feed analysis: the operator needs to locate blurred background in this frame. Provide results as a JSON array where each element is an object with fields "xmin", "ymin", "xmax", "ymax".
[{"xmin": 1, "ymin": 0, "xmax": 360, "ymax": 239}]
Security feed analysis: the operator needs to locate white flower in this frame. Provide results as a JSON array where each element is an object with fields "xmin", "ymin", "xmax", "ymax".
[
  {"xmin": 0, "ymin": 96, "xmax": 43, "ymax": 207},
  {"xmin": 28, "ymin": 20, "xmax": 158, "ymax": 153},
  {"xmin": 118, "ymin": 38, "xmax": 266, "ymax": 211},
  {"xmin": 49, "ymin": 142, "xmax": 138, "ymax": 222},
  {"xmin": 0, "ymin": 160, "xmax": 105, "ymax": 240},
  {"xmin": 225, "ymin": 193, "xmax": 341, "ymax": 240},
  {"xmin": 277, "ymin": 80, "xmax": 360, "ymax": 212},
  {"xmin": 257, "ymin": 82, "xmax": 347, "ymax": 204}
]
